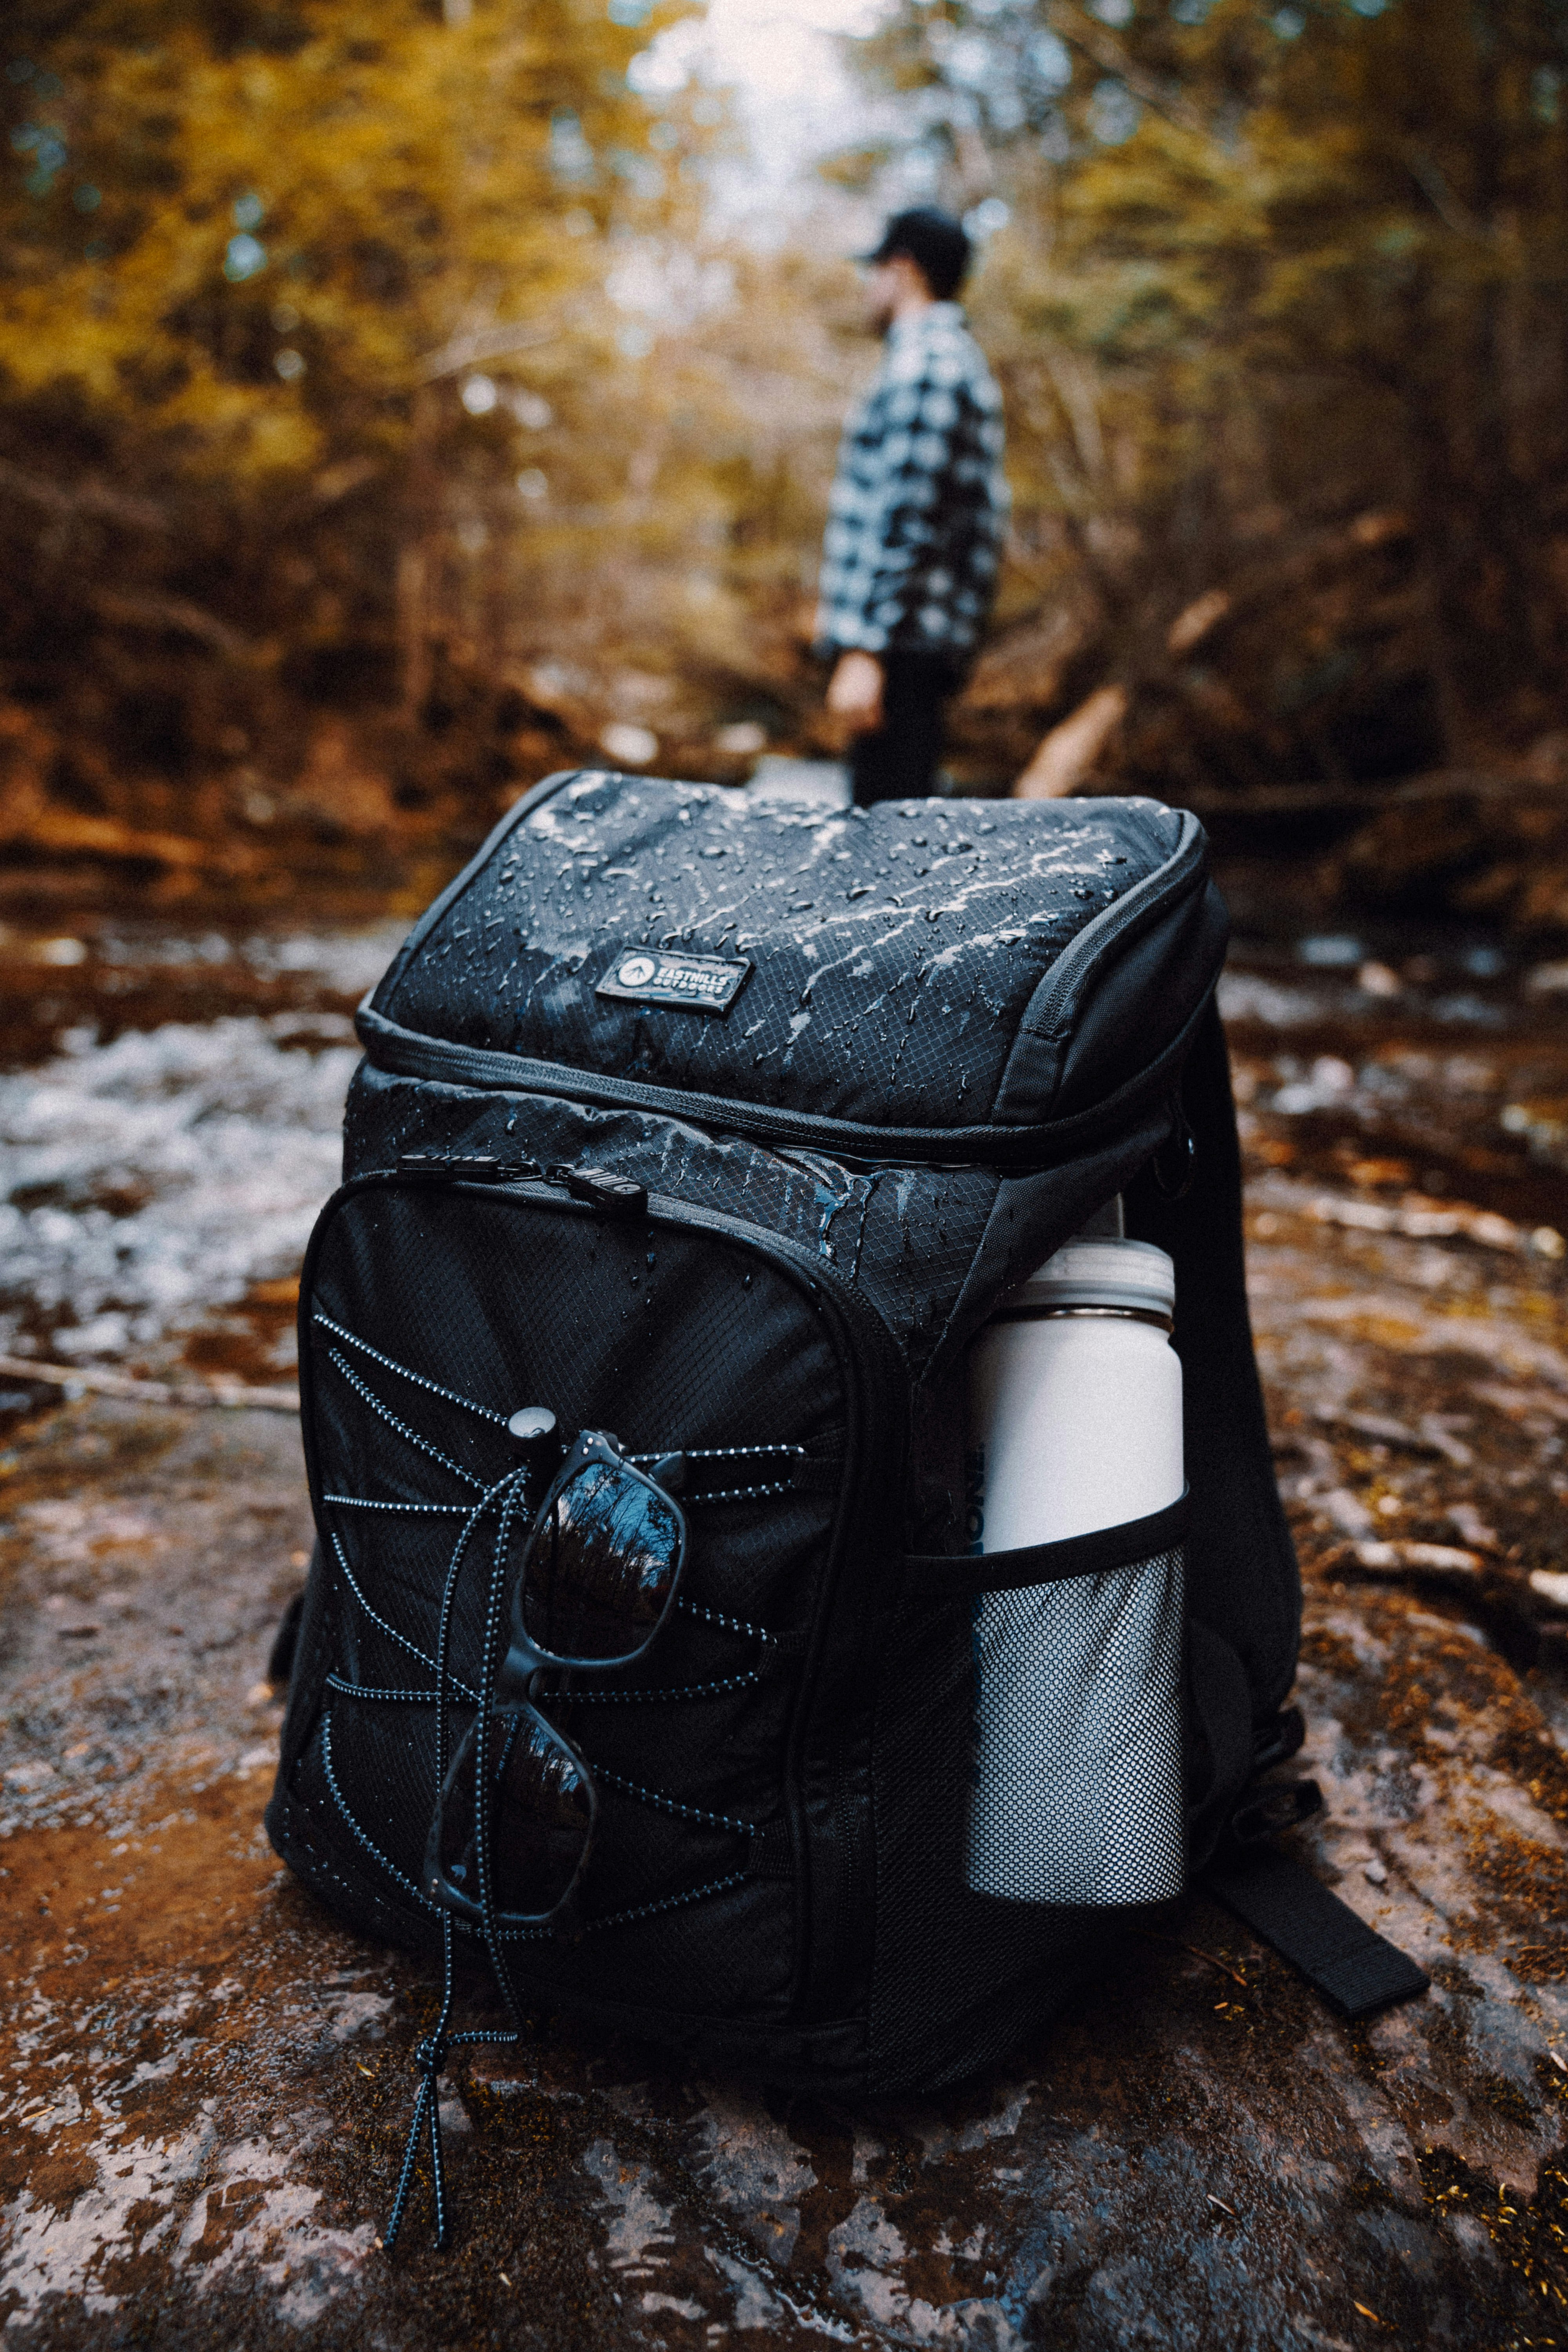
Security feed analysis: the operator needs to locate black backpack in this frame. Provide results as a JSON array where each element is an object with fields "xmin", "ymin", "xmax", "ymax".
[{"xmin": 266, "ymin": 769, "xmax": 1425, "ymax": 2242}]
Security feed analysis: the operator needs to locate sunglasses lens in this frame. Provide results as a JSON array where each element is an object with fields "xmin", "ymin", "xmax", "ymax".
[
  {"xmin": 434, "ymin": 1712, "xmax": 593, "ymax": 1919},
  {"xmin": 520, "ymin": 1461, "xmax": 683, "ymax": 1662}
]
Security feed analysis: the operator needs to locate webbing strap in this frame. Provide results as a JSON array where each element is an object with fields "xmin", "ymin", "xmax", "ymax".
[
  {"xmin": 1203, "ymin": 1847, "xmax": 1429, "ymax": 2019},
  {"xmin": 904, "ymin": 1491, "xmax": 1190, "ymax": 1597}
]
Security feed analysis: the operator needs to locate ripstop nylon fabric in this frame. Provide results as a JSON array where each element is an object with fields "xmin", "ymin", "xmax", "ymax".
[
  {"xmin": 368, "ymin": 775, "xmax": 1203, "ymax": 1129},
  {"xmin": 286, "ymin": 1185, "xmax": 846, "ymax": 2026}
]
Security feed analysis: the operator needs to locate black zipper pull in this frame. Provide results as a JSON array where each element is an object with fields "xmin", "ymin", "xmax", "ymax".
[
  {"xmin": 397, "ymin": 1152, "xmax": 541, "ymax": 1182},
  {"xmin": 1151, "ymin": 1098, "xmax": 1196, "ymax": 1200},
  {"xmin": 1252, "ymin": 1705, "xmax": 1305, "ymax": 1775},
  {"xmin": 566, "ymin": 1167, "xmax": 648, "ymax": 1217},
  {"xmin": 1228, "ymin": 1778, "xmax": 1323, "ymax": 1846}
]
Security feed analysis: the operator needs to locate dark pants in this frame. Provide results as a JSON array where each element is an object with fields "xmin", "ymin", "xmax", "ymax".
[{"xmin": 848, "ymin": 652, "xmax": 959, "ymax": 806}]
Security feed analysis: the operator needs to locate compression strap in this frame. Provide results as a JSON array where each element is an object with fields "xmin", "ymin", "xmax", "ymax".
[{"xmin": 1203, "ymin": 1846, "xmax": 1430, "ymax": 2020}]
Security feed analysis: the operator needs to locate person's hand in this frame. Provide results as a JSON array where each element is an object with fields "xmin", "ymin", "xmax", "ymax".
[{"xmin": 826, "ymin": 650, "xmax": 885, "ymax": 740}]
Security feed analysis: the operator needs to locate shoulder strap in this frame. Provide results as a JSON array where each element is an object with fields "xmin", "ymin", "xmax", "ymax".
[{"xmin": 1203, "ymin": 1846, "xmax": 1429, "ymax": 2019}]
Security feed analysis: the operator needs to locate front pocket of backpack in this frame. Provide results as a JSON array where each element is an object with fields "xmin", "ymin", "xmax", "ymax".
[
  {"xmin": 293, "ymin": 1171, "xmax": 857, "ymax": 2007},
  {"xmin": 906, "ymin": 1497, "xmax": 1187, "ymax": 1909}
]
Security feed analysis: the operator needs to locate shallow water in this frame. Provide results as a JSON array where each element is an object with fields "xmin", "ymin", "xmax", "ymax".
[{"xmin": 0, "ymin": 919, "xmax": 403, "ymax": 1381}]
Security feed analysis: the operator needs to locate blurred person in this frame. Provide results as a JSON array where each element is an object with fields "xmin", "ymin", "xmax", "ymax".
[{"xmin": 816, "ymin": 207, "xmax": 1007, "ymax": 805}]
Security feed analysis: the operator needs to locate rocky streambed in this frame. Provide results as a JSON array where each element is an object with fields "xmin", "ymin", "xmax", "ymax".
[{"xmin": 0, "ymin": 883, "xmax": 1566, "ymax": 2347}]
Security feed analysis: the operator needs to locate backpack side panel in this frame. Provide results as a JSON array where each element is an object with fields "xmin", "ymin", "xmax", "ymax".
[
  {"xmin": 920, "ymin": 1100, "xmax": 1180, "ymax": 1396},
  {"xmin": 1125, "ymin": 999, "xmax": 1302, "ymax": 1734},
  {"xmin": 1049, "ymin": 878, "xmax": 1230, "ymax": 1119},
  {"xmin": 988, "ymin": 813, "xmax": 1220, "ymax": 1125},
  {"xmin": 864, "ymin": 1573, "xmax": 1110, "ymax": 2096}
]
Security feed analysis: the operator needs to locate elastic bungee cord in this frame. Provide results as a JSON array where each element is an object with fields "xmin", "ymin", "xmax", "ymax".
[
  {"xmin": 382, "ymin": 1466, "xmax": 533, "ymax": 2252},
  {"xmin": 312, "ymin": 1328, "xmax": 743, "ymax": 2253}
]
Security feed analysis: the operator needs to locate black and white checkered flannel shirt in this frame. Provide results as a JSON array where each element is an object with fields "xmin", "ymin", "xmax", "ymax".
[{"xmin": 815, "ymin": 301, "xmax": 1007, "ymax": 668}]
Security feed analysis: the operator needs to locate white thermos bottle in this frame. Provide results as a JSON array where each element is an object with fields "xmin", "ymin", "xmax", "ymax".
[{"xmin": 965, "ymin": 1215, "xmax": 1186, "ymax": 1906}]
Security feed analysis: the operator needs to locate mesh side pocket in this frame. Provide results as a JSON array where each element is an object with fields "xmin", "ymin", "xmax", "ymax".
[{"xmin": 967, "ymin": 1543, "xmax": 1184, "ymax": 1907}]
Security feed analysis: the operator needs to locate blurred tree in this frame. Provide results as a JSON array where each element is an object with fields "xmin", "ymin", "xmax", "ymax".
[
  {"xmin": 0, "ymin": 0, "xmax": 717, "ymax": 872},
  {"xmin": 848, "ymin": 0, "xmax": 1568, "ymax": 793}
]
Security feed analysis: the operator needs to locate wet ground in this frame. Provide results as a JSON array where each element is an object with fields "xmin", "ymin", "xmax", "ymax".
[{"xmin": 2, "ymin": 856, "xmax": 1568, "ymax": 2347}]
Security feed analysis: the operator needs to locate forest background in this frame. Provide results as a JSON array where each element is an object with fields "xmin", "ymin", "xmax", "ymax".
[{"xmin": 5, "ymin": 0, "xmax": 1568, "ymax": 929}]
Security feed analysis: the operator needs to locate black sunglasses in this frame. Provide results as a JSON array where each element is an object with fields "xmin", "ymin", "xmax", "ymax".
[{"xmin": 423, "ymin": 1428, "xmax": 688, "ymax": 1931}]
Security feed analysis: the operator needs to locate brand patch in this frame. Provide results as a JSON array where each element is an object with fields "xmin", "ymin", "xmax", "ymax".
[{"xmin": 595, "ymin": 949, "xmax": 752, "ymax": 1016}]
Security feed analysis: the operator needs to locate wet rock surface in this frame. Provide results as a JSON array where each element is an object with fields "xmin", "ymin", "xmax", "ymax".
[
  {"xmin": 0, "ymin": 918, "xmax": 402, "ymax": 1383},
  {"xmin": 2, "ymin": 908, "xmax": 1568, "ymax": 2347},
  {"xmin": 0, "ymin": 1282, "xmax": 1562, "ymax": 2346}
]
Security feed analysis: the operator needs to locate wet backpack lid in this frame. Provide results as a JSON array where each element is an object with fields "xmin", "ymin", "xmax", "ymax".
[
  {"xmin": 1011, "ymin": 1236, "xmax": 1176, "ymax": 1316},
  {"xmin": 362, "ymin": 770, "xmax": 1228, "ymax": 1154}
]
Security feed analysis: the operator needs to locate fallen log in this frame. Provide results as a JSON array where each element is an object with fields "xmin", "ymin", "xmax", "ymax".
[
  {"xmin": 1343, "ymin": 1537, "xmax": 1483, "ymax": 1579},
  {"xmin": 1013, "ymin": 682, "xmax": 1128, "ymax": 799},
  {"xmin": 0, "ymin": 456, "xmax": 168, "ymax": 533},
  {"xmin": 1166, "ymin": 588, "xmax": 1231, "ymax": 655},
  {"xmin": 1308, "ymin": 1191, "xmax": 1566, "ymax": 1259},
  {"xmin": 0, "ymin": 807, "xmax": 262, "ymax": 876},
  {"xmin": 0, "ymin": 1352, "xmax": 298, "ymax": 1413},
  {"xmin": 89, "ymin": 587, "xmax": 258, "ymax": 662}
]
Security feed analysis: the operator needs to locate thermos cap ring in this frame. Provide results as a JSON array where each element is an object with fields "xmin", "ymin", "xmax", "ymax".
[{"xmin": 1008, "ymin": 1236, "xmax": 1176, "ymax": 1318}]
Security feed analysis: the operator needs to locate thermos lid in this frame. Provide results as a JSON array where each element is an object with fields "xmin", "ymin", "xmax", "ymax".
[{"xmin": 1011, "ymin": 1236, "xmax": 1176, "ymax": 1317}]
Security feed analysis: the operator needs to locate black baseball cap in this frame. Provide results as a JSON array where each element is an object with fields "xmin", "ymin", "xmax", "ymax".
[{"xmin": 860, "ymin": 207, "xmax": 971, "ymax": 301}]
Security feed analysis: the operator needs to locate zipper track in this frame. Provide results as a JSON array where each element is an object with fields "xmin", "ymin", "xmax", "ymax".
[
  {"xmin": 356, "ymin": 984, "xmax": 1212, "ymax": 1173},
  {"xmin": 1017, "ymin": 808, "xmax": 1208, "ymax": 1045},
  {"xmin": 297, "ymin": 1166, "xmax": 905, "ymax": 2027}
]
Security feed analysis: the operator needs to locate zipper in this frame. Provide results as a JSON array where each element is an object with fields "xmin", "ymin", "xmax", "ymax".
[
  {"xmin": 298, "ymin": 1160, "xmax": 906, "ymax": 2027},
  {"xmin": 363, "ymin": 773, "xmax": 1212, "ymax": 1169},
  {"xmin": 662, "ymin": 1189, "xmax": 906, "ymax": 2024},
  {"xmin": 356, "ymin": 981, "xmax": 1212, "ymax": 1174},
  {"xmin": 366, "ymin": 768, "xmax": 581, "ymax": 1010},
  {"xmin": 1018, "ymin": 809, "xmax": 1208, "ymax": 1045}
]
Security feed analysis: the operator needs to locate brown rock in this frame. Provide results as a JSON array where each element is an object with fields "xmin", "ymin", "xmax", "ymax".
[{"xmin": 2, "ymin": 1194, "xmax": 1567, "ymax": 2344}]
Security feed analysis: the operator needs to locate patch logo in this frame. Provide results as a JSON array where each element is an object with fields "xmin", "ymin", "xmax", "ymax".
[{"xmin": 595, "ymin": 949, "xmax": 752, "ymax": 1016}]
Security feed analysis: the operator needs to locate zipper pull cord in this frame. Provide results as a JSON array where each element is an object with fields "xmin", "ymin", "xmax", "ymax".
[
  {"xmin": 383, "ymin": 1465, "xmax": 530, "ymax": 2253},
  {"xmin": 383, "ymin": 1914, "xmax": 457, "ymax": 2252}
]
